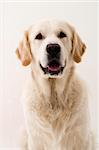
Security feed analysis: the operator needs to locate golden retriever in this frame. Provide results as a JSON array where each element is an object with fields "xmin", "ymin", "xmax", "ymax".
[{"xmin": 16, "ymin": 20, "xmax": 95, "ymax": 150}]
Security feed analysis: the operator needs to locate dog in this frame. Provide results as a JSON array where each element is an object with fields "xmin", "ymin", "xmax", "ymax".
[{"xmin": 16, "ymin": 20, "xmax": 95, "ymax": 150}]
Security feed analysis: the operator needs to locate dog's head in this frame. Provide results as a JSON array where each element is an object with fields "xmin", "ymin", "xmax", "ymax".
[{"xmin": 16, "ymin": 20, "xmax": 86, "ymax": 78}]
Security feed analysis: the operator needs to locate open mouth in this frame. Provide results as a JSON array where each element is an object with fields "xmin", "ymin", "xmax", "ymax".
[{"xmin": 40, "ymin": 59, "xmax": 65, "ymax": 76}]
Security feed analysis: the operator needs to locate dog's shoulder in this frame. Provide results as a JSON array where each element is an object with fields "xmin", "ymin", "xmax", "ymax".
[{"xmin": 67, "ymin": 73, "xmax": 88, "ymax": 110}]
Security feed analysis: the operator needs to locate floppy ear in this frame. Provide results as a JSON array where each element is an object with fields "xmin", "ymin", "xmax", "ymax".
[
  {"xmin": 16, "ymin": 31, "xmax": 32, "ymax": 66},
  {"xmin": 72, "ymin": 30, "xmax": 86, "ymax": 63}
]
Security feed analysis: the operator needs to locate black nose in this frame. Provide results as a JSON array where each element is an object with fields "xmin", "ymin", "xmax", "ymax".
[{"xmin": 46, "ymin": 44, "xmax": 61, "ymax": 57}]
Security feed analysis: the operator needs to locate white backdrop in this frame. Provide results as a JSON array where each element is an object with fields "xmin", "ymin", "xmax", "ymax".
[{"xmin": 0, "ymin": 1, "xmax": 98, "ymax": 149}]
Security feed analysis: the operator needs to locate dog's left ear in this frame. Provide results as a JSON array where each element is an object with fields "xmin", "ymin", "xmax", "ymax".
[{"xmin": 71, "ymin": 30, "xmax": 86, "ymax": 63}]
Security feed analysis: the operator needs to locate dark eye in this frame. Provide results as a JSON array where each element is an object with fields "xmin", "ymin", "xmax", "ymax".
[
  {"xmin": 35, "ymin": 33, "xmax": 44, "ymax": 40},
  {"xmin": 58, "ymin": 31, "xmax": 67, "ymax": 38}
]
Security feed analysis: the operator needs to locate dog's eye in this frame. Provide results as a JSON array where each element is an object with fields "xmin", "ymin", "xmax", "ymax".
[
  {"xmin": 58, "ymin": 32, "xmax": 67, "ymax": 38},
  {"xmin": 35, "ymin": 33, "xmax": 44, "ymax": 40}
]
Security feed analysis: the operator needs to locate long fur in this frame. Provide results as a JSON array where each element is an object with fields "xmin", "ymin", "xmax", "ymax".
[{"xmin": 20, "ymin": 66, "xmax": 94, "ymax": 150}]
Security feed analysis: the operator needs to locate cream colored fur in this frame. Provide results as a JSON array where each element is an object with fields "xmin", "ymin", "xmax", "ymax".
[{"xmin": 16, "ymin": 20, "xmax": 95, "ymax": 150}]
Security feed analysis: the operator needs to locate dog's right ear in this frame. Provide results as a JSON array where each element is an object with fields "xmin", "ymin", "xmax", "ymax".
[{"xmin": 16, "ymin": 31, "xmax": 32, "ymax": 66}]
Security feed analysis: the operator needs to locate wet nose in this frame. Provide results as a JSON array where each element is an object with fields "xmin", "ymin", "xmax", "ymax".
[{"xmin": 46, "ymin": 43, "xmax": 61, "ymax": 57}]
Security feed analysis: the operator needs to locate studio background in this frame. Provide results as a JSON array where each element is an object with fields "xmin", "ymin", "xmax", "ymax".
[{"xmin": 0, "ymin": 1, "xmax": 98, "ymax": 149}]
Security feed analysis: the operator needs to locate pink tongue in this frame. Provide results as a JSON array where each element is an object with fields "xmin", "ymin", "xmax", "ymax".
[{"xmin": 48, "ymin": 65, "xmax": 60, "ymax": 71}]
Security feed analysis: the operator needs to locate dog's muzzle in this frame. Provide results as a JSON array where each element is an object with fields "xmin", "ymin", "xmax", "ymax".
[{"xmin": 40, "ymin": 43, "xmax": 65, "ymax": 76}]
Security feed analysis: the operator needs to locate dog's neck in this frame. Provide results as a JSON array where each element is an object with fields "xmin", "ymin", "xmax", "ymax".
[
  {"xmin": 30, "ymin": 65, "xmax": 75, "ymax": 122},
  {"xmin": 31, "ymin": 64, "xmax": 75, "ymax": 100}
]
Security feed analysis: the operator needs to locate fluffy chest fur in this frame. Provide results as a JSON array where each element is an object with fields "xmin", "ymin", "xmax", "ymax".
[
  {"xmin": 22, "ymin": 71, "xmax": 89, "ymax": 150},
  {"xmin": 23, "ymin": 69, "xmax": 83, "ymax": 126}
]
